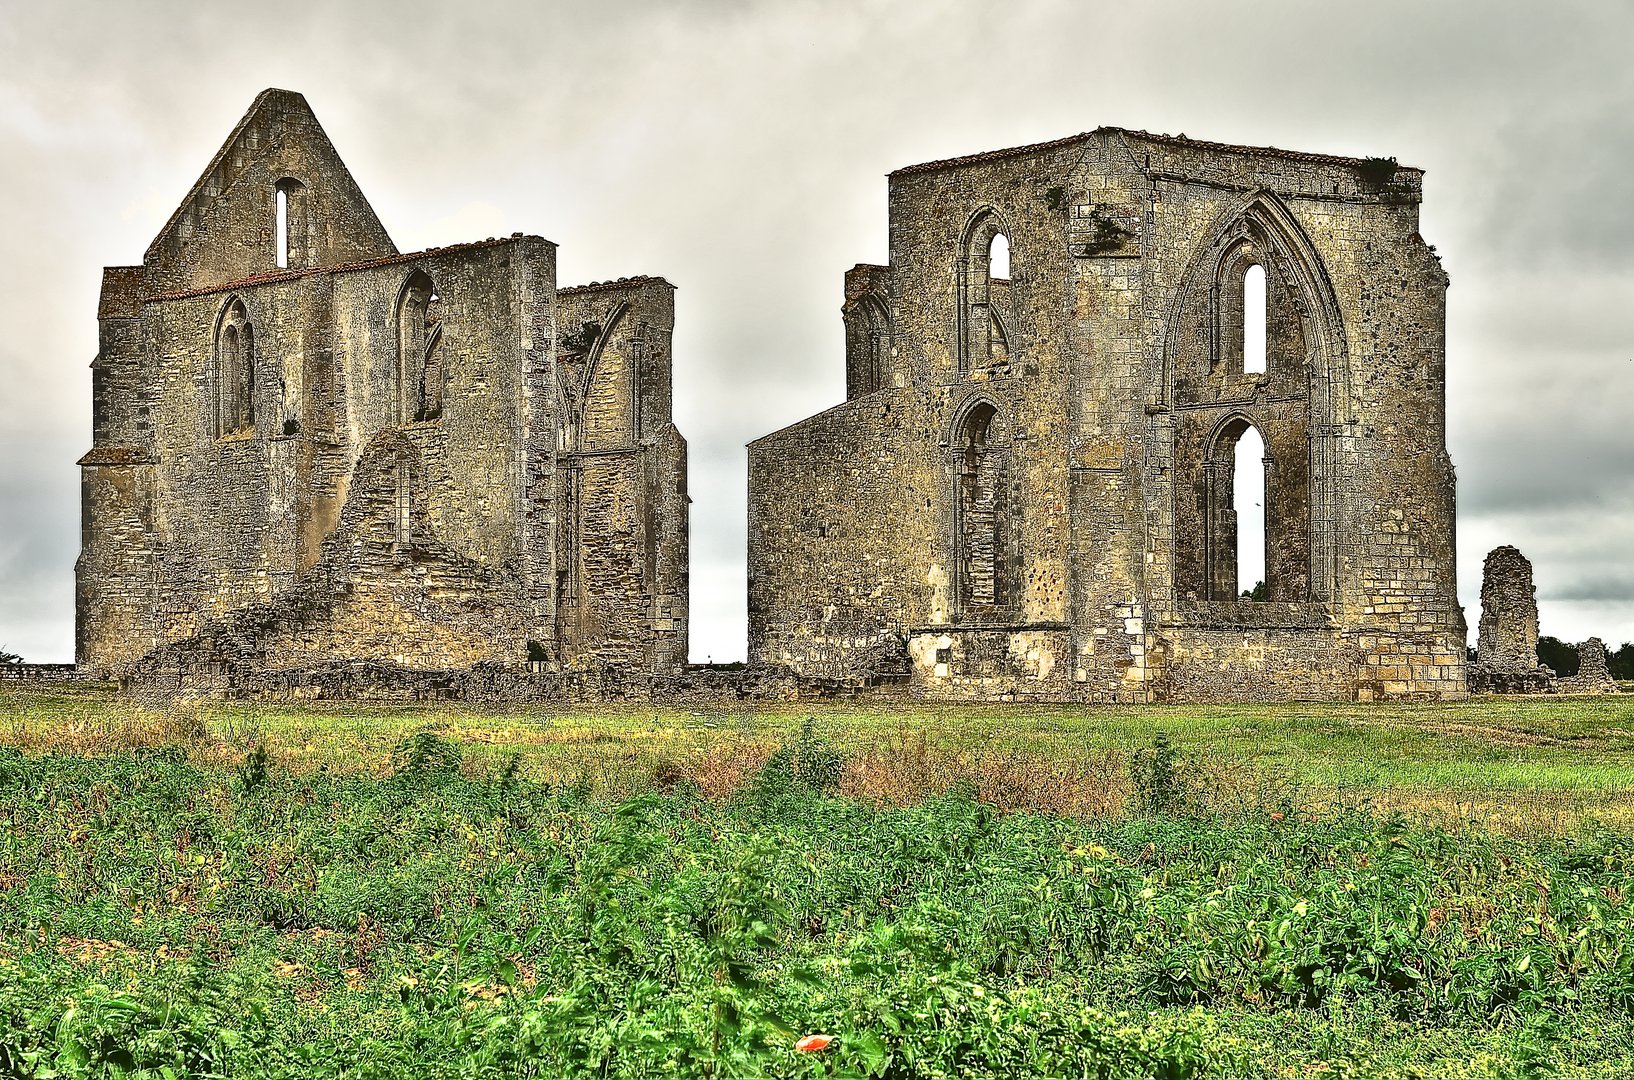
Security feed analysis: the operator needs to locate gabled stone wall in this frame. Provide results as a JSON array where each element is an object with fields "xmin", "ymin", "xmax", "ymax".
[{"xmin": 76, "ymin": 90, "xmax": 689, "ymax": 680}]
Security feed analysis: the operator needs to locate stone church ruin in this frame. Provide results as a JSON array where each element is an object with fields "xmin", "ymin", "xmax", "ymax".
[
  {"xmin": 749, "ymin": 129, "xmax": 1468, "ymax": 702},
  {"xmin": 76, "ymin": 90, "xmax": 689, "ymax": 683}
]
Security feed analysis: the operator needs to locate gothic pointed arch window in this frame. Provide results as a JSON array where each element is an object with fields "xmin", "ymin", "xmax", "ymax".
[
  {"xmin": 396, "ymin": 271, "xmax": 445, "ymax": 422},
  {"xmin": 1168, "ymin": 194, "xmax": 1338, "ymax": 606},
  {"xmin": 844, "ymin": 292, "xmax": 891, "ymax": 398},
  {"xmin": 1201, "ymin": 416, "xmax": 1269, "ymax": 601},
  {"xmin": 957, "ymin": 211, "xmax": 1014, "ymax": 375},
  {"xmin": 953, "ymin": 399, "xmax": 1012, "ymax": 615},
  {"xmin": 214, "ymin": 297, "xmax": 255, "ymax": 437}
]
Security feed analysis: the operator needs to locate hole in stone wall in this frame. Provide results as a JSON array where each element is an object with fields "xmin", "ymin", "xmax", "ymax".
[
  {"xmin": 1243, "ymin": 263, "xmax": 1266, "ymax": 374},
  {"xmin": 275, "ymin": 187, "xmax": 289, "ymax": 269},
  {"xmin": 988, "ymin": 233, "xmax": 1010, "ymax": 281},
  {"xmin": 1235, "ymin": 424, "xmax": 1266, "ymax": 598}
]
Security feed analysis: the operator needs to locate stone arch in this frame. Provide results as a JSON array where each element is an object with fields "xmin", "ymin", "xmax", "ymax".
[
  {"xmin": 1200, "ymin": 412, "xmax": 1268, "ymax": 601},
  {"xmin": 577, "ymin": 299, "xmax": 631, "ymax": 451},
  {"xmin": 948, "ymin": 394, "xmax": 1014, "ymax": 617},
  {"xmin": 213, "ymin": 295, "xmax": 255, "ymax": 437},
  {"xmin": 957, "ymin": 208, "xmax": 1015, "ymax": 376},
  {"xmin": 844, "ymin": 291, "xmax": 891, "ymax": 398},
  {"xmin": 1162, "ymin": 191, "xmax": 1340, "ymax": 603},
  {"xmin": 1163, "ymin": 189, "xmax": 1347, "ymax": 401},
  {"xmin": 395, "ymin": 270, "xmax": 444, "ymax": 423}
]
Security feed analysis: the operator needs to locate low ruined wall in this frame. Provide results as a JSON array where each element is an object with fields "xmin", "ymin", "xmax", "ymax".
[
  {"xmin": 1157, "ymin": 627, "xmax": 1360, "ymax": 703},
  {"xmin": 124, "ymin": 660, "xmax": 921, "ymax": 705},
  {"xmin": 0, "ymin": 664, "xmax": 89, "ymax": 683}
]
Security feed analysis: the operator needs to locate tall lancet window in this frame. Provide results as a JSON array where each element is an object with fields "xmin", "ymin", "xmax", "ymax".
[
  {"xmin": 955, "ymin": 401, "xmax": 1009, "ymax": 613},
  {"xmin": 274, "ymin": 178, "xmax": 307, "ymax": 270},
  {"xmin": 396, "ymin": 271, "xmax": 445, "ymax": 422},
  {"xmin": 215, "ymin": 297, "xmax": 255, "ymax": 436},
  {"xmin": 958, "ymin": 212, "xmax": 1014, "ymax": 375},
  {"xmin": 1242, "ymin": 263, "xmax": 1266, "ymax": 374}
]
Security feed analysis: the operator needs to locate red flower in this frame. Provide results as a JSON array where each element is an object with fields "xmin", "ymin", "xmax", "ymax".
[
  {"xmin": 1270, "ymin": 812, "xmax": 1284, "ymax": 822},
  {"xmin": 795, "ymin": 1034, "xmax": 835, "ymax": 1053}
]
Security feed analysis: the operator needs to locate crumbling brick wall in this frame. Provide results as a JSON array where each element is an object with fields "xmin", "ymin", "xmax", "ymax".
[{"xmin": 750, "ymin": 129, "xmax": 1467, "ymax": 702}]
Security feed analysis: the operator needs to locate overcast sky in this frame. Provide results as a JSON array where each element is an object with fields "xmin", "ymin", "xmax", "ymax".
[{"xmin": 1, "ymin": 0, "xmax": 1629, "ymax": 663}]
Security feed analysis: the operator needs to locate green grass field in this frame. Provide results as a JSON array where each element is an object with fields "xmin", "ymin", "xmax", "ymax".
[{"xmin": 1, "ymin": 683, "xmax": 1632, "ymax": 1077}]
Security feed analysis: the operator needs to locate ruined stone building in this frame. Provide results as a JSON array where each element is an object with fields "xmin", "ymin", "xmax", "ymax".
[
  {"xmin": 749, "ymin": 129, "xmax": 1466, "ymax": 702},
  {"xmin": 1469, "ymin": 545, "xmax": 1618, "ymax": 695},
  {"xmin": 77, "ymin": 90, "xmax": 688, "ymax": 678}
]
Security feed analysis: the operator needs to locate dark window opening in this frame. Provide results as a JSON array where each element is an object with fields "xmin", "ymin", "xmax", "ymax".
[
  {"xmin": 955, "ymin": 402, "xmax": 1009, "ymax": 613},
  {"xmin": 397, "ymin": 271, "xmax": 444, "ymax": 423},
  {"xmin": 215, "ymin": 297, "xmax": 255, "ymax": 437}
]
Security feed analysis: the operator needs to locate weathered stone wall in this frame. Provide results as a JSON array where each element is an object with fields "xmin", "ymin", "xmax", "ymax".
[
  {"xmin": 1467, "ymin": 545, "xmax": 1557, "ymax": 694},
  {"xmin": 77, "ymin": 90, "xmax": 688, "ymax": 680},
  {"xmin": 750, "ymin": 128, "xmax": 1467, "ymax": 702},
  {"xmin": 1559, "ymin": 637, "xmax": 1619, "ymax": 694},
  {"xmin": 0, "ymin": 664, "xmax": 87, "ymax": 683},
  {"xmin": 553, "ymin": 278, "xmax": 689, "ymax": 673}
]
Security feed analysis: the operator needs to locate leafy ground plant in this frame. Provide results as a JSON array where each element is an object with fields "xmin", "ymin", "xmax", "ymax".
[{"xmin": 1, "ymin": 717, "xmax": 1633, "ymax": 1076}]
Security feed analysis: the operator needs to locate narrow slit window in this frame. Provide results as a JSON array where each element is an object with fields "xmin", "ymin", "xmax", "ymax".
[
  {"xmin": 275, "ymin": 187, "xmax": 289, "ymax": 269},
  {"xmin": 1243, "ymin": 263, "xmax": 1266, "ymax": 373},
  {"xmin": 1235, "ymin": 425, "xmax": 1266, "ymax": 599}
]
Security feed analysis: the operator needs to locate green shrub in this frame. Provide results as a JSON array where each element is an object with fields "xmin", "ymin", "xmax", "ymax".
[
  {"xmin": 759, "ymin": 717, "xmax": 845, "ymax": 794},
  {"xmin": 1131, "ymin": 732, "xmax": 1191, "ymax": 815},
  {"xmin": 389, "ymin": 729, "xmax": 462, "ymax": 782}
]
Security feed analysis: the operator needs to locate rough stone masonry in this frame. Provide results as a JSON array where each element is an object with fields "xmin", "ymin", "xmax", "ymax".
[
  {"xmin": 1467, "ymin": 545, "xmax": 1553, "ymax": 693},
  {"xmin": 749, "ymin": 129, "xmax": 1467, "ymax": 702},
  {"xmin": 77, "ymin": 90, "xmax": 689, "ymax": 680}
]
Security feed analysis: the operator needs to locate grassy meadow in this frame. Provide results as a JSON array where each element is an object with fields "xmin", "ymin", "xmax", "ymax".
[{"xmin": 1, "ymin": 682, "xmax": 1632, "ymax": 1076}]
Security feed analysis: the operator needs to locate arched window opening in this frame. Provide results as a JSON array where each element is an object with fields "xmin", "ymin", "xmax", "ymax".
[
  {"xmin": 274, "ymin": 178, "xmax": 307, "ymax": 271},
  {"xmin": 215, "ymin": 298, "xmax": 255, "ymax": 437},
  {"xmin": 1234, "ymin": 425, "xmax": 1267, "ymax": 599},
  {"xmin": 396, "ymin": 272, "xmax": 445, "ymax": 423},
  {"xmin": 955, "ymin": 402, "xmax": 1008, "ymax": 613},
  {"xmin": 275, "ymin": 187, "xmax": 289, "ymax": 269},
  {"xmin": 845, "ymin": 294, "xmax": 890, "ymax": 398},
  {"xmin": 1203, "ymin": 417, "xmax": 1268, "ymax": 601},
  {"xmin": 959, "ymin": 214, "xmax": 1014, "ymax": 376},
  {"xmin": 988, "ymin": 233, "xmax": 1010, "ymax": 281},
  {"xmin": 1242, "ymin": 263, "xmax": 1266, "ymax": 374}
]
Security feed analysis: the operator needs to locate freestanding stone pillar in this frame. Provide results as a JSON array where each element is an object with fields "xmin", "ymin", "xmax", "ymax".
[{"xmin": 1469, "ymin": 546, "xmax": 1555, "ymax": 693}]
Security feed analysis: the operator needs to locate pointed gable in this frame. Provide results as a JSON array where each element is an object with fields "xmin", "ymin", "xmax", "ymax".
[{"xmin": 144, "ymin": 89, "xmax": 397, "ymax": 292}]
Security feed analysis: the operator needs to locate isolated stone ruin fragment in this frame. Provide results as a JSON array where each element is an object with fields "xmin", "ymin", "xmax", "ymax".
[
  {"xmin": 1559, "ymin": 637, "xmax": 1619, "ymax": 694},
  {"xmin": 1468, "ymin": 545, "xmax": 1555, "ymax": 694}
]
